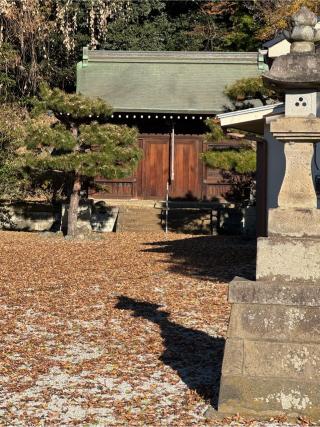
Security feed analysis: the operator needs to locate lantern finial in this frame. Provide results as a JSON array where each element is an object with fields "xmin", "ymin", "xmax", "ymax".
[
  {"xmin": 284, "ymin": 6, "xmax": 320, "ymax": 53},
  {"xmin": 263, "ymin": 7, "xmax": 320, "ymax": 93}
]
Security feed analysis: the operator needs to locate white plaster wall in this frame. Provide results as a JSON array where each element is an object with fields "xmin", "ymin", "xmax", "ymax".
[
  {"xmin": 264, "ymin": 124, "xmax": 320, "ymax": 210},
  {"xmin": 268, "ymin": 39, "xmax": 291, "ymax": 58}
]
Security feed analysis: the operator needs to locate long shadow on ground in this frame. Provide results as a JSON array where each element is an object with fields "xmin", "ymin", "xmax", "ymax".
[
  {"xmin": 142, "ymin": 235, "xmax": 256, "ymax": 282},
  {"xmin": 116, "ymin": 296, "xmax": 225, "ymax": 408}
]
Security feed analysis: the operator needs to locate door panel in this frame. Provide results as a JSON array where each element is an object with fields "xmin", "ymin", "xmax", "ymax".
[
  {"xmin": 170, "ymin": 137, "xmax": 202, "ymax": 199},
  {"xmin": 141, "ymin": 136, "xmax": 169, "ymax": 199}
]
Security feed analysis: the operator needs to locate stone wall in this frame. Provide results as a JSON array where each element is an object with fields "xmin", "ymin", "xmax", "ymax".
[
  {"xmin": 0, "ymin": 200, "xmax": 119, "ymax": 234},
  {"xmin": 0, "ymin": 201, "xmax": 255, "ymax": 235},
  {"xmin": 0, "ymin": 202, "xmax": 59, "ymax": 232}
]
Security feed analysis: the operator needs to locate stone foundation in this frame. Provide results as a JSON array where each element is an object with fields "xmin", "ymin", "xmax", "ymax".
[{"xmin": 218, "ymin": 277, "xmax": 320, "ymax": 422}]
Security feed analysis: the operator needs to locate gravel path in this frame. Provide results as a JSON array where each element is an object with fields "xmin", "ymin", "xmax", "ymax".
[{"xmin": 0, "ymin": 231, "xmax": 300, "ymax": 426}]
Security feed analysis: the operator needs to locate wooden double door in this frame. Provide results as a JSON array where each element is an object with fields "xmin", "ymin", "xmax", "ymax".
[
  {"xmin": 138, "ymin": 134, "xmax": 202, "ymax": 199},
  {"xmin": 91, "ymin": 133, "xmax": 229, "ymax": 201}
]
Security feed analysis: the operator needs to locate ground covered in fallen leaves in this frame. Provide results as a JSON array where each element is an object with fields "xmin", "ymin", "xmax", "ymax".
[{"xmin": 0, "ymin": 230, "xmax": 285, "ymax": 426}]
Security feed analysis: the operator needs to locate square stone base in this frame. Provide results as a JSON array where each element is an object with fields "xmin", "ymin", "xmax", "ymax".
[
  {"xmin": 218, "ymin": 376, "xmax": 320, "ymax": 421},
  {"xmin": 215, "ymin": 278, "xmax": 320, "ymax": 422},
  {"xmin": 256, "ymin": 236, "xmax": 320, "ymax": 282},
  {"xmin": 268, "ymin": 208, "xmax": 320, "ymax": 237}
]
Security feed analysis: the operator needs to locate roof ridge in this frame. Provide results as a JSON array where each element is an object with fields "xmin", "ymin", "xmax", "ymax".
[{"xmin": 84, "ymin": 48, "xmax": 258, "ymax": 61}]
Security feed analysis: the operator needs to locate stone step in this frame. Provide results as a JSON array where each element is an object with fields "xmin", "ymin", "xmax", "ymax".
[
  {"xmin": 219, "ymin": 374, "xmax": 320, "ymax": 420},
  {"xmin": 118, "ymin": 214, "xmax": 161, "ymax": 220},
  {"xmin": 117, "ymin": 218, "xmax": 161, "ymax": 225},
  {"xmin": 116, "ymin": 205, "xmax": 214, "ymax": 233},
  {"xmin": 117, "ymin": 216, "xmax": 160, "ymax": 221},
  {"xmin": 117, "ymin": 225, "xmax": 162, "ymax": 232},
  {"xmin": 117, "ymin": 226, "xmax": 164, "ymax": 232}
]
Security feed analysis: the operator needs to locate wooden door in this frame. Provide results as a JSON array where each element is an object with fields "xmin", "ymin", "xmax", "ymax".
[
  {"xmin": 140, "ymin": 135, "xmax": 169, "ymax": 199},
  {"xmin": 170, "ymin": 136, "xmax": 202, "ymax": 199},
  {"xmin": 91, "ymin": 134, "xmax": 203, "ymax": 200}
]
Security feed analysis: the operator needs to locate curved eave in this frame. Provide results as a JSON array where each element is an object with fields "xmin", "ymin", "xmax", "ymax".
[{"xmin": 217, "ymin": 103, "xmax": 284, "ymax": 134}]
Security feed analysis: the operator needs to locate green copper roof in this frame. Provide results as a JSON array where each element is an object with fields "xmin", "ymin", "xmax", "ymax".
[{"xmin": 76, "ymin": 49, "xmax": 261, "ymax": 114}]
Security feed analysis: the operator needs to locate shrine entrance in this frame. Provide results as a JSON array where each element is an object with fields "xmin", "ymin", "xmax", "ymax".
[
  {"xmin": 138, "ymin": 134, "xmax": 202, "ymax": 200},
  {"xmin": 90, "ymin": 132, "xmax": 238, "ymax": 202}
]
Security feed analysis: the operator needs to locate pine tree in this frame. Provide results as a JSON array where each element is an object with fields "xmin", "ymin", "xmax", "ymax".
[
  {"xmin": 201, "ymin": 119, "xmax": 256, "ymax": 205},
  {"xmin": 224, "ymin": 77, "xmax": 278, "ymax": 107},
  {"xmin": 201, "ymin": 119, "xmax": 256, "ymax": 174},
  {"xmin": 24, "ymin": 84, "xmax": 141, "ymax": 236}
]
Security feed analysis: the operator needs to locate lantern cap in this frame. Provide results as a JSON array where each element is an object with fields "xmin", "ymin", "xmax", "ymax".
[{"xmin": 263, "ymin": 6, "xmax": 320, "ymax": 92}]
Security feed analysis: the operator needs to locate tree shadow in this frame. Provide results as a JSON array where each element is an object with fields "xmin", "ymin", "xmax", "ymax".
[
  {"xmin": 116, "ymin": 296, "xmax": 225, "ymax": 409},
  {"xmin": 143, "ymin": 235, "xmax": 256, "ymax": 282}
]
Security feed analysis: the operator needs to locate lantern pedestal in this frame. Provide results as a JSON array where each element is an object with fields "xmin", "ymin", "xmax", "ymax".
[
  {"xmin": 216, "ymin": 276, "xmax": 320, "ymax": 421},
  {"xmin": 211, "ymin": 116, "xmax": 320, "ymax": 421},
  {"xmin": 207, "ymin": 7, "xmax": 320, "ymax": 421}
]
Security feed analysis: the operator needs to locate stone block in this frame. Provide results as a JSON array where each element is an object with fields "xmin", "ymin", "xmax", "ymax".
[
  {"xmin": 221, "ymin": 339, "xmax": 243, "ymax": 376},
  {"xmin": 91, "ymin": 204, "xmax": 119, "ymax": 232},
  {"xmin": 256, "ymin": 236, "xmax": 320, "ymax": 282},
  {"xmin": 268, "ymin": 208, "xmax": 320, "ymax": 237},
  {"xmin": 228, "ymin": 304, "xmax": 320, "ymax": 343},
  {"xmin": 243, "ymin": 340, "xmax": 320, "ymax": 381},
  {"xmin": 291, "ymin": 25, "xmax": 315, "ymax": 42},
  {"xmin": 284, "ymin": 92, "xmax": 319, "ymax": 118},
  {"xmin": 218, "ymin": 375, "xmax": 320, "ymax": 420},
  {"xmin": 291, "ymin": 41, "xmax": 315, "ymax": 53},
  {"xmin": 0, "ymin": 203, "xmax": 58, "ymax": 232},
  {"xmin": 292, "ymin": 7, "xmax": 317, "ymax": 26},
  {"xmin": 270, "ymin": 116, "xmax": 320, "ymax": 136},
  {"xmin": 229, "ymin": 277, "xmax": 320, "ymax": 306}
]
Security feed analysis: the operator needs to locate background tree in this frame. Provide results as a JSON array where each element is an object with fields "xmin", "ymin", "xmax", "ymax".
[
  {"xmin": 201, "ymin": 0, "xmax": 320, "ymax": 48},
  {"xmin": 0, "ymin": 0, "xmax": 132, "ymax": 96},
  {"xmin": 200, "ymin": 1, "xmax": 261, "ymax": 51},
  {"xmin": 0, "ymin": 0, "xmax": 273, "ymax": 98},
  {"xmin": 23, "ymin": 84, "xmax": 141, "ymax": 236},
  {"xmin": 1, "ymin": 0, "xmax": 310, "ymax": 99},
  {"xmin": 101, "ymin": 0, "xmax": 208, "ymax": 51},
  {"xmin": 253, "ymin": 0, "xmax": 320, "ymax": 41},
  {"xmin": 0, "ymin": 104, "xmax": 31, "ymax": 200}
]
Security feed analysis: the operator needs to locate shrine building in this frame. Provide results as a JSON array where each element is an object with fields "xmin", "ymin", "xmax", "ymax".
[{"xmin": 77, "ymin": 48, "xmax": 261, "ymax": 201}]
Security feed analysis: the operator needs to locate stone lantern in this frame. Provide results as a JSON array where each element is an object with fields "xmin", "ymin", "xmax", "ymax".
[{"xmin": 210, "ymin": 7, "xmax": 320, "ymax": 422}]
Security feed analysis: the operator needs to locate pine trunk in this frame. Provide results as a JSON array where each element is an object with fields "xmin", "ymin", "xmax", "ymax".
[{"xmin": 67, "ymin": 174, "xmax": 81, "ymax": 237}]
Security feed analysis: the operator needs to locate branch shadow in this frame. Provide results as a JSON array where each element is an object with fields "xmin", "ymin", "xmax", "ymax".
[
  {"xmin": 116, "ymin": 296, "xmax": 225, "ymax": 408},
  {"xmin": 142, "ymin": 235, "xmax": 256, "ymax": 282}
]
